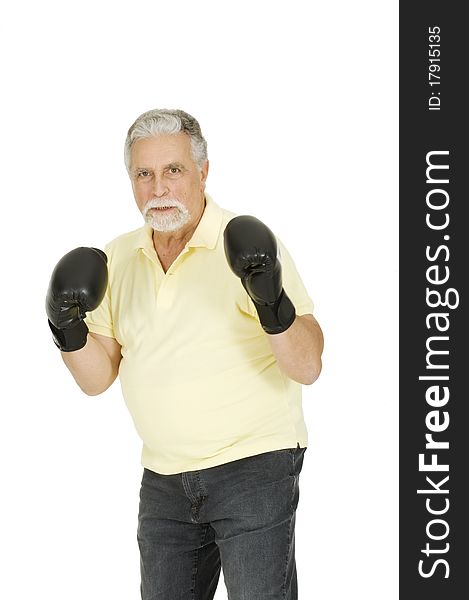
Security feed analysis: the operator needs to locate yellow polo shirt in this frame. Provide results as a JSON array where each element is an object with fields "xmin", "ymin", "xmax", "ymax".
[{"xmin": 85, "ymin": 193, "xmax": 314, "ymax": 474}]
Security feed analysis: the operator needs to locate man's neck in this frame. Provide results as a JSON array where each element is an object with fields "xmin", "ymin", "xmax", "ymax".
[{"xmin": 153, "ymin": 227, "xmax": 192, "ymax": 254}]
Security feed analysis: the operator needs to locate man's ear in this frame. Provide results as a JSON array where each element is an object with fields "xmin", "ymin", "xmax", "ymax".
[{"xmin": 200, "ymin": 159, "xmax": 209, "ymax": 189}]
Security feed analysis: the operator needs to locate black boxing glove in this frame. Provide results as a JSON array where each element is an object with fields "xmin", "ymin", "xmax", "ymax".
[
  {"xmin": 224, "ymin": 215, "xmax": 296, "ymax": 334},
  {"xmin": 46, "ymin": 247, "xmax": 108, "ymax": 351}
]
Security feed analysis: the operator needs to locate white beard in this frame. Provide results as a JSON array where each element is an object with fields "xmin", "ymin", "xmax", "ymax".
[{"xmin": 142, "ymin": 198, "xmax": 191, "ymax": 232}]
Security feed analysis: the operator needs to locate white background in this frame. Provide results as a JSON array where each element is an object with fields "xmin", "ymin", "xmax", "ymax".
[{"xmin": 0, "ymin": 1, "xmax": 398, "ymax": 598}]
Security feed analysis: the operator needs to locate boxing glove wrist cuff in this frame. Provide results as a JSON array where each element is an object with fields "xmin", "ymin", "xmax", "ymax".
[
  {"xmin": 253, "ymin": 289, "xmax": 296, "ymax": 334},
  {"xmin": 48, "ymin": 319, "xmax": 89, "ymax": 352}
]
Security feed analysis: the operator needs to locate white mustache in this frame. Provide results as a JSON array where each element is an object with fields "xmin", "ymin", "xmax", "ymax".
[{"xmin": 142, "ymin": 198, "xmax": 187, "ymax": 217}]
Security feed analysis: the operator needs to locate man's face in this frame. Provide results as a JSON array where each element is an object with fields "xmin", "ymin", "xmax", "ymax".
[{"xmin": 130, "ymin": 133, "xmax": 208, "ymax": 233}]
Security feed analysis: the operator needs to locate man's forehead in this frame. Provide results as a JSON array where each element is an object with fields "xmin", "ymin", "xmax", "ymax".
[{"xmin": 131, "ymin": 133, "xmax": 191, "ymax": 162}]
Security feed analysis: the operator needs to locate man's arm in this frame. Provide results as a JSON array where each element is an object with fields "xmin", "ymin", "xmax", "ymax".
[
  {"xmin": 61, "ymin": 333, "xmax": 122, "ymax": 396},
  {"xmin": 266, "ymin": 313, "xmax": 323, "ymax": 385},
  {"xmin": 46, "ymin": 246, "xmax": 120, "ymax": 395},
  {"xmin": 224, "ymin": 215, "xmax": 324, "ymax": 385}
]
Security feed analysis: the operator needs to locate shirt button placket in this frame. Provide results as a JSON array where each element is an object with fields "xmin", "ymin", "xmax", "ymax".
[{"xmin": 156, "ymin": 272, "xmax": 175, "ymax": 310}]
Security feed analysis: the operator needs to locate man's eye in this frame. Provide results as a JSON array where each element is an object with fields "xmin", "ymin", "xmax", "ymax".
[
  {"xmin": 138, "ymin": 170, "xmax": 150, "ymax": 178},
  {"xmin": 169, "ymin": 167, "xmax": 180, "ymax": 174}
]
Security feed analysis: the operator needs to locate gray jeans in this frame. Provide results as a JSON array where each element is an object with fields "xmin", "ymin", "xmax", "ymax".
[{"xmin": 137, "ymin": 445, "xmax": 306, "ymax": 599}]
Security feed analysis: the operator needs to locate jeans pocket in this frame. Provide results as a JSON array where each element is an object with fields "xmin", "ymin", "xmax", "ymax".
[{"xmin": 293, "ymin": 446, "xmax": 306, "ymax": 476}]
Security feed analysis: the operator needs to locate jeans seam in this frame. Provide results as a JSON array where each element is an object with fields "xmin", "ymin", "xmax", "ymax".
[
  {"xmin": 282, "ymin": 476, "xmax": 296, "ymax": 599},
  {"xmin": 190, "ymin": 524, "xmax": 211, "ymax": 599},
  {"xmin": 190, "ymin": 546, "xmax": 198, "ymax": 600}
]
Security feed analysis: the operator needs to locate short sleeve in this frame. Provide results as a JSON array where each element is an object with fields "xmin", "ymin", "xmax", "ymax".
[
  {"xmin": 244, "ymin": 236, "xmax": 315, "ymax": 319},
  {"xmin": 84, "ymin": 244, "xmax": 115, "ymax": 338}
]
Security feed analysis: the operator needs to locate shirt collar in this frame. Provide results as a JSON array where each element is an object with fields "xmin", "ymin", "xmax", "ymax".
[
  {"xmin": 186, "ymin": 193, "xmax": 222, "ymax": 249},
  {"xmin": 132, "ymin": 192, "xmax": 223, "ymax": 252}
]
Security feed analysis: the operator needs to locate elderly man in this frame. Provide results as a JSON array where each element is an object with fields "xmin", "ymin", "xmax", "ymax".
[{"xmin": 46, "ymin": 109, "xmax": 323, "ymax": 599}]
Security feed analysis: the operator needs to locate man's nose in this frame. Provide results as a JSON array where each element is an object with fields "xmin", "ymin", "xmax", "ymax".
[{"xmin": 152, "ymin": 175, "xmax": 169, "ymax": 197}]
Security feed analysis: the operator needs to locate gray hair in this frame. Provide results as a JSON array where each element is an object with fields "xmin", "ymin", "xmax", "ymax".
[{"xmin": 124, "ymin": 108, "xmax": 208, "ymax": 173}]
